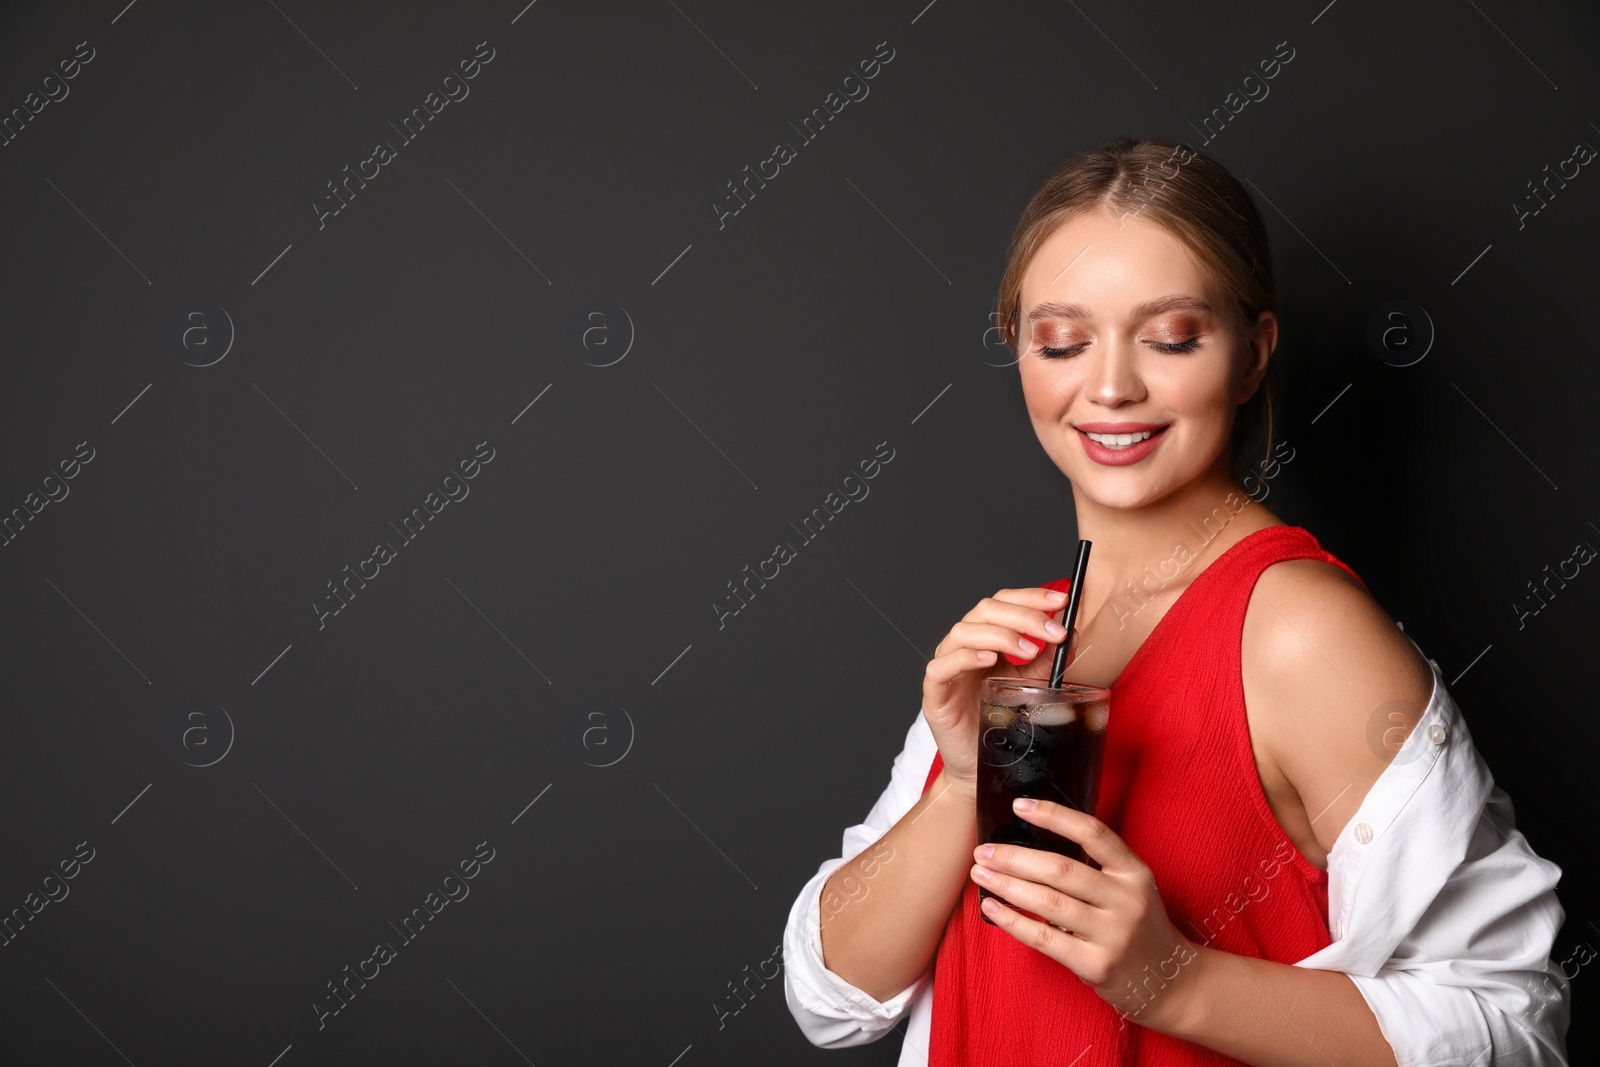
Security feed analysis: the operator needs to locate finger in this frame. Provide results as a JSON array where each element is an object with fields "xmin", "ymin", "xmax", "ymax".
[
  {"xmin": 990, "ymin": 586, "xmax": 1072, "ymax": 611},
  {"xmin": 944, "ymin": 620, "xmax": 1048, "ymax": 664},
  {"xmin": 1010, "ymin": 629, "xmax": 1083, "ymax": 681},
  {"xmin": 923, "ymin": 647, "xmax": 995, "ymax": 704},
  {"xmin": 971, "ymin": 863, "xmax": 1102, "ymax": 937},
  {"xmin": 953, "ymin": 601, "xmax": 1068, "ymax": 668},
  {"xmin": 975, "ymin": 842, "xmax": 1112, "ymax": 908},
  {"xmin": 977, "ymin": 894, "xmax": 1095, "ymax": 972},
  {"xmin": 1012, "ymin": 798, "xmax": 1150, "ymax": 877},
  {"xmin": 1005, "ymin": 623, "xmax": 1082, "ymax": 669},
  {"xmin": 995, "ymin": 586, "xmax": 1072, "ymax": 660},
  {"xmin": 968, "ymin": 596, "xmax": 1072, "ymax": 652}
]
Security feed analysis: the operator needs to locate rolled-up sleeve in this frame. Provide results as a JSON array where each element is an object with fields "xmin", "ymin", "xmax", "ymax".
[
  {"xmin": 782, "ymin": 711, "xmax": 937, "ymax": 1049},
  {"xmin": 1346, "ymin": 783, "xmax": 1569, "ymax": 1066},
  {"xmin": 1296, "ymin": 650, "xmax": 1570, "ymax": 1065}
]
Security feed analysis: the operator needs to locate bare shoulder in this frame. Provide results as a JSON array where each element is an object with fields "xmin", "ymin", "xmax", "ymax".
[{"xmin": 1240, "ymin": 557, "xmax": 1436, "ymax": 857}]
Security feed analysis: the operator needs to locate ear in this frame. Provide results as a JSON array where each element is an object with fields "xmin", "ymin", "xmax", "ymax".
[{"xmin": 1236, "ymin": 310, "xmax": 1277, "ymax": 402}]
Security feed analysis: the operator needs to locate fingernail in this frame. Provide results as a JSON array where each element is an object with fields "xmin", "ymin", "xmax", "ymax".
[
  {"xmin": 1046, "ymin": 590, "xmax": 1067, "ymax": 602},
  {"xmin": 1018, "ymin": 638, "xmax": 1039, "ymax": 656},
  {"xmin": 976, "ymin": 843, "xmax": 994, "ymax": 861},
  {"xmin": 1013, "ymin": 797, "xmax": 1037, "ymax": 812},
  {"xmin": 1044, "ymin": 620, "xmax": 1066, "ymax": 638}
]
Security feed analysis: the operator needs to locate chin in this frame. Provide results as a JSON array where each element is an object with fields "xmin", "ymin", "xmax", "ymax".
[
  {"xmin": 1067, "ymin": 471, "xmax": 1164, "ymax": 508},
  {"xmin": 1086, "ymin": 487, "xmax": 1165, "ymax": 510}
]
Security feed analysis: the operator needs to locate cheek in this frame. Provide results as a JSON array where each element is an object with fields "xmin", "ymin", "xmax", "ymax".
[
  {"xmin": 1017, "ymin": 367, "xmax": 1052, "ymax": 415},
  {"xmin": 1019, "ymin": 363, "xmax": 1073, "ymax": 410},
  {"xmin": 1156, "ymin": 363, "xmax": 1234, "ymax": 418},
  {"xmin": 1192, "ymin": 381, "xmax": 1236, "ymax": 418}
]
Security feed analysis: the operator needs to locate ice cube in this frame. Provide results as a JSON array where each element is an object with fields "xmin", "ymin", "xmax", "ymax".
[
  {"xmin": 1027, "ymin": 703, "xmax": 1076, "ymax": 727},
  {"xmin": 1084, "ymin": 701, "xmax": 1109, "ymax": 732},
  {"xmin": 982, "ymin": 702, "xmax": 1018, "ymax": 728}
]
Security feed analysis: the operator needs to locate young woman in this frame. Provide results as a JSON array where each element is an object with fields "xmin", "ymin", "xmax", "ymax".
[{"xmin": 782, "ymin": 138, "xmax": 1570, "ymax": 1066}]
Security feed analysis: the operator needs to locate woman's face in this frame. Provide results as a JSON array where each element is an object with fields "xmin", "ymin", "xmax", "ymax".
[{"xmin": 1016, "ymin": 206, "xmax": 1271, "ymax": 508}]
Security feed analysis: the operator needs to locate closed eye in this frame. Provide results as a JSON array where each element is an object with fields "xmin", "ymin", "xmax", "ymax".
[
  {"xmin": 1037, "ymin": 344, "xmax": 1085, "ymax": 359},
  {"xmin": 1034, "ymin": 337, "xmax": 1204, "ymax": 359},
  {"xmin": 1152, "ymin": 337, "xmax": 1203, "ymax": 353}
]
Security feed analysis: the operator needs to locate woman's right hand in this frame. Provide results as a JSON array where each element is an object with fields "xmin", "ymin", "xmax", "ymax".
[{"xmin": 922, "ymin": 587, "xmax": 1079, "ymax": 800}]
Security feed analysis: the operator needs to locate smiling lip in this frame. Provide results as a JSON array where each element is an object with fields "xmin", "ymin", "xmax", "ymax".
[
  {"xmin": 1074, "ymin": 423, "xmax": 1169, "ymax": 466},
  {"xmin": 1074, "ymin": 422, "xmax": 1167, "ymax": 433}
]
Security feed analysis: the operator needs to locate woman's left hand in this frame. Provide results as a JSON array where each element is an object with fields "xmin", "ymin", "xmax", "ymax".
[{"xmin": 971, "ymin": 796, "xmax": 1201, "ymax": 1030}]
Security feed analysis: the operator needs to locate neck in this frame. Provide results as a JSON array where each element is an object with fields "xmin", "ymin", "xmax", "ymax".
[{"xmin": 1068, "ymin": 459, "xmax": 1271, "ymax": 622}]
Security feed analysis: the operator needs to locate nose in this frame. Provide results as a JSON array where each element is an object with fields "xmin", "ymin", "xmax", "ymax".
[{"xmin": 1081, "ymin": 335, "xmax": 1146, "ymax": 409}]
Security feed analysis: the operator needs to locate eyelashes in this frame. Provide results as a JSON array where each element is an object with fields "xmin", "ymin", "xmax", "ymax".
[{"xmin": 1035, "ymin": 337, "xmax": 1204, "ymax": 359}]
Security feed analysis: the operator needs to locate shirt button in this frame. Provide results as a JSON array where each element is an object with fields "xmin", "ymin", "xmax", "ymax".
[
  {"xmin": 1428, "ymin": 723, "xmax": 1447, "ymax": 745},
  {"xmin": 1335, "ymin": 919, "xmax": 1346, "ymax": 940},
  {"xmin": 1353, "ymin": 822, "xmax": 1373, "ymax": 844}
]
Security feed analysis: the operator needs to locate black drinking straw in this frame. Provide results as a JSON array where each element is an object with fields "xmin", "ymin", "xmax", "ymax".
[{"xmin": 1047, "ymin": 539, "xmax": 1092, "ymax": 688}]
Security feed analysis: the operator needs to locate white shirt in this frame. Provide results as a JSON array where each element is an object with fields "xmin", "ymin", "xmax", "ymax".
[{"xmin": 781, "ymin": 640, "xmax": 1572, "ymax": 1066}]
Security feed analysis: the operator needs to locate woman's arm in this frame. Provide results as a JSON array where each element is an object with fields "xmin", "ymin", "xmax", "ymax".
[
  {"xmin": 786, "ymin": 583, "xmax": 1076, "ymax": 1048},
  {"xmin": 782, "ymin": 710, "xmax": 949, "ymax": 1048},
  {"xmin": 1292, "ymin": 629, "xmax": 1570, "ymax": 1064},
  {"xmin": 1147, "ymin": 947, "xmax": 1397, "ymax": 1066},
  {"xmin": 1163, "ymin": 558, "xmax": 1561, "ymax": 1063},
  {"xmin": 815, "ymin": 763, "xmax": 975, "ymax": 1002}
]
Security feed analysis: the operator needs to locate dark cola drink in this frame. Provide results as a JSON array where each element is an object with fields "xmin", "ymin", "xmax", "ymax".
[{"xmin": 976, "ymin": 679, "xmax": 1110, "ymax": 924}]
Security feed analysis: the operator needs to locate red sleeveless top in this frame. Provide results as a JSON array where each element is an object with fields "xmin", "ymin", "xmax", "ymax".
[{"xmin": 920, "ymin": 524, "xmax": 1363, "ymax": 1065}]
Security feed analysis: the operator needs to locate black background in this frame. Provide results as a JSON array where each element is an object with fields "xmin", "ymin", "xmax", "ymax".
[{"xmin": 0, "ymin": 0, "xmax": 1595, "ymax": 1063}]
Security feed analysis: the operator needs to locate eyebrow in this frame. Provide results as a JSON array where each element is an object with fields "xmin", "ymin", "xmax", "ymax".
[{"xmin": 1025, "ymin": 294, "xmax": 1214, "ymax": 323}]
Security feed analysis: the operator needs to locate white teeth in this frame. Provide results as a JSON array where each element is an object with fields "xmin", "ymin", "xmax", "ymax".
[{"xmin": 1085, "ymin": 430, "xmax": 1154, "ymax": 449}]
